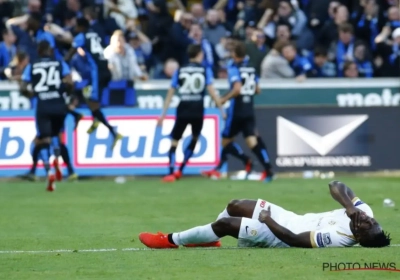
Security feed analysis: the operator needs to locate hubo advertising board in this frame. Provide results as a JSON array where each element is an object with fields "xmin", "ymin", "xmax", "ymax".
[
  {"xmin": 0, "ymin": 108, "xmax": 223, "ymax": 177},
  {"xmin": 228, "ymin": 107, "xmax": 400, "ymax": 172}
]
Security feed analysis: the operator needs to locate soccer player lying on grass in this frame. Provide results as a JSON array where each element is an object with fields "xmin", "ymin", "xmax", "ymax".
[{"xmin": 139, "ymin": 181, "xmax": 391, "ymax": 248}]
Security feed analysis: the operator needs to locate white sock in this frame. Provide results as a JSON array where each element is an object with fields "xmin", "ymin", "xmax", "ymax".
[
  {"xmin": 216, "ymin": 208, "xmax": 231, "ymax": 220},
  {"xmin": 172, "ymin": 223, "xmax": 219, "ymax": 245}
]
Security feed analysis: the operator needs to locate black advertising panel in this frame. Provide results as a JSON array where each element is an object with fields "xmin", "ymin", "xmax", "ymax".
[{"xmin": 227, "ymin": 107, "xmax": 400, "ymax": 172}]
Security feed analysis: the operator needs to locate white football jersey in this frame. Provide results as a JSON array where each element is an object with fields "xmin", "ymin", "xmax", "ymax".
[{"xmin": 253, "ymin": 197, "xmax": 373, "ymax": 248}]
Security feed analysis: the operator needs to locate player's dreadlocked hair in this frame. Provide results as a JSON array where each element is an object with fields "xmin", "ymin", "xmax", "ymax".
[{"xmin": 359, "ymin": 231, "xmax": 391, "ymax": 248}]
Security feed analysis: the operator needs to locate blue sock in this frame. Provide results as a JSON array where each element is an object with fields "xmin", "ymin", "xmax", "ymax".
[
  {"xmin": 168, "ymin": 146, "xmax": 177, "ymax": 175},
  {"xmin": 179, "ymin": 139, "xmax": 197, "ymax": 172},
  {"xmin": 38, "ymin": 143, "xmax": 51, "ymax": 174}
]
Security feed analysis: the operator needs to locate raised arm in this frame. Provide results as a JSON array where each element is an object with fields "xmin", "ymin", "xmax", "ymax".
[
  {"xmin": 328, "ymin": 180, "xmax": 356, "ymax": 209},
  {"xmin": 329, "ymin": 180, "xmax": 365, "ymax": 231},
  {"xmin": 258, "ymin": 207, "xmax": 312, "ymax": 248}
]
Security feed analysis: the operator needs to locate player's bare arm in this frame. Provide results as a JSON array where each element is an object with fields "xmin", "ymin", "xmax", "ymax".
[
  {"xmin": 18, "ymin": 81, "xmax": 33, "ymax": 98},
  {"xmin": 64, "ymin": 47, "xmax": 77, "ymax": 62},
  {"xmin": 207, "ymin": 85, "xmax": 226, "ymax": 119},
  {"xmin": 220, "ymin": 82, "xmax": 241, "ymax": 104},
  {"xmin": 255, "ymin": 84, "xmax": 261, "ymax": 95},
  {"xmin": 328, "ymin": 180, "xmax": 364, "ymax": 229},
  {"xmin": 157, "ymin": 88, "xmax": 175, "ymax": 126},
  {"xmin": 258, "ymin": 207, "xmax": 313, "ymax": 248},
  {"xmin": 63, "ymin": 74, "xmax": 74, "ymax": 95}
]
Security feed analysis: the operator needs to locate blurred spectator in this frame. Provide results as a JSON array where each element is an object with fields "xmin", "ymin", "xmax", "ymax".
[
  {"xmin": 155, "ymin": 58, "xmax": 179, "ymax": 79},
  {"xmin": 266, "ymin": 22, "xmax": 292, "ymax": 48},
  {"xmin": 329, "ymin": 23, "xmax": 356, "ymax": 77},
  {"xmin": 260, "ymin": 41, "xmax": 295, "ymax": 79},
  {"xmin": 0, "ymin": 29, "xmax": 16, "ymax": 77},
  {"xmin": 2, "ymin": 51, "xmax": 29, "ymax": 81},
  {"xmin": 318, "ymin": 5, "xmax": 349, "ymax": 48},
  {"xmin": 215, "ymin": 32, "xmax": 234, "ymax": 71},
  {"xmin": 6, "ymin": 13, "xmax": 56, "ymax": 60},
  {"xmin": 343, "ymin": 60, "xmax": 359, "ymax": 78},
  {"xmin": 234, "ymin": 0, "xmax": 257, "ymax": 39},
  {"xmin": 353, "ymin": 42, "xmax": 374, "ymax": 78},
  {"xmin": 191, "ymin": 3, "xmax": 205, "ymax": 24},
  {"xmin": 375, "ymin": 27, "xmax": 400, "ymax": 77},
  {"xmin": 281, "ymin": 42, "xmax": 312, "ymax": 81},
  {"xmin": 352, "ymin": 0, "xmax": 386, "ymax": 51},
  {"xmin": 243, "ymin": 21, "xmax": 256, "ymax": 42},
  {"xmin": 387, "ymin": 6, "xmax": 400, "ymax": 33},
  {"xmin": 52, "ymin": 0, "xmax": 83, "ymax": 26},
  {"xmin": 245, "ymin": 29, "xmax": 268, "ymax": 75},
  {"xmin": 170, "ymin": 12, "xmax": 193, "ymax": 65},
  {"xmin": 104, "ymin": 30, "xmax": 145, "ymax": 81},
  {"xmin": 104, "ymin": 0, "xmax": 138, "ymax": 30},
  {"xmin": 0, "ymin": 1, "xmax": 15, "ymax": 34},
  {"xmin": 203, "ymin": 9, "xmax": 227, "ymax": 46},
  {"xmin": 308, "ymin": 47, "xmax": 337, "ymax": 78},
  {"xmin": 126, "ymin": 27, "xmax": 152, "ymax": 73},
  {"xmin": 306, "ymin": 0, "xmax": 332, "ymax": 31},
  {"xmin": 27, "ymin": 0, "xmax": 41, "ymax": 14},
  {"xmin": 189, "ymin": 23, "xmax": 214, "ymax": 69}
]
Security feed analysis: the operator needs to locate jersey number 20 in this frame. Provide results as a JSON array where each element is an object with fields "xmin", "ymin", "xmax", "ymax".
[
  {"xmin": 240, "ymin": 72, "xmax": 256, "ymax": 95},
  {"xmin": 179, "ymin": 72, "xmax": 205, "ymax": 94},
  {"xmin": 32, "ymin": 66, "xmax": 61, "ymax": 92}
]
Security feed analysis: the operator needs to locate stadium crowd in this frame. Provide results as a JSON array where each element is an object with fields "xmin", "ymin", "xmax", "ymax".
[{"xmin": 0, "ymin": 0, "xmax": 399, "ymax": 84}]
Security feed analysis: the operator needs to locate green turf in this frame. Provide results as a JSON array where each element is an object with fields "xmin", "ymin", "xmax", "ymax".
[{"xmin": 0, "ymin": 177, "xmax": 399, "ymax": 279}]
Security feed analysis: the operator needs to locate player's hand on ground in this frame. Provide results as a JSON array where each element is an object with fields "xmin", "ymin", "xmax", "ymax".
[
  {"xmin": 258, "ymin": 207, "xmax": 271, "ymax": 223},
  {"xmin": 157, "ymin": 118, "xmax": 164, "ymax": 127}
]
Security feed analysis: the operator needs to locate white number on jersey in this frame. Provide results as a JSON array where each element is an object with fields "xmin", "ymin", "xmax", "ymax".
[
  {"xmin": 240, "ymin": 72, "xmax": 256, "ymax": 95},
  {"xmin": 32, "ymin": 66, "xmax": 61, "ymax": 92},
  {"xmin": 179, "ymin": 72, "xmax": 206, "ymax": 94},
  {"xmin": 88, "ymin": 33, "xmax": 105, "ymax": 60}
]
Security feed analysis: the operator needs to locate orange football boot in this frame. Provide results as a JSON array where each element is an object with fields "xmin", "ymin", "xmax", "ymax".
[
  {"xmin": 184, "ymin": 241, "xmax": 221, "ymax": 248},
  {"xmin": 245, "ymin": 160, "xmax": 253, "ymax": 174},
  {"xmin": 201, "ymin": 169, "xmax": 221, "ymax": 179},
  {"xmin": 139, "ymin": 232, "xmax": 178, "ymax": 249},
  {"xmin": 46, "ymin": 174, "xmax": 56, "ymax": 192},
  {"xmin": 53, "ymin": 158, "xmax": 63, "ymax": 181},
  {"xmin": 162, "ymin": 174, "xmax": 176, "ymax": 182},
  {"xmin": 260, "ymin": 171, "xmax": 273, "ymax": 182},
  {"xmin": 174, "ymin": 170, "xmax": 182, "ymax": 180}
]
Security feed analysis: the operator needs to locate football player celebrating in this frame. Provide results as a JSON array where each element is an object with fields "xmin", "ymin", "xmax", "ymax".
[
  {"xmin": 157, "ymin": 44, "xmax": 225, "ymax": 182},
  {"xmin": 203, "ymin": 42, "xmax": 273, "ymax": 181}
]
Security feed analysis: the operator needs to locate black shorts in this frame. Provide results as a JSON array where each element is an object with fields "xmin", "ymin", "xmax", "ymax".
[
  {"xmin": 35, "ymin": 112, "xmax": 67, "ymax": 139},
  {"xmin": 170, "ymin": 117, "xmax": 204, "ymax": 141},
  {"xmin": 222, "ymin": 116, "xmax": 256, "ymax": 139}
]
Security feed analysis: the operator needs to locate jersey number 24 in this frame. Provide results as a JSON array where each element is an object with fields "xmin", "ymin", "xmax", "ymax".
[{"xmin": 32, "ymin": 66, "xmax": 61, "ymax": 92}]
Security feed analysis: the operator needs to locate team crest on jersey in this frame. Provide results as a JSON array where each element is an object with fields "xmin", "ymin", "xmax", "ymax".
[
  {"xmin": 260, "ymin": 200, "xmax": 266, "ymax": 208},
  {"xmin": 250, "ymin": 229, "xmax": 257, "ymax": 236},
  {"xmin": 323, "ymin": 233, "xmax": 332, "ymax": 245},
  {"xmin": 328, "ymin": 220, "xmax": 336, "ymax": 225}
]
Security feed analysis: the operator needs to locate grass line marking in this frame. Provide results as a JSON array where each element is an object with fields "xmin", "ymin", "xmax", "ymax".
[{"xmin": 0, "ymin": 245, "xmax": 399, "ymax": 254}]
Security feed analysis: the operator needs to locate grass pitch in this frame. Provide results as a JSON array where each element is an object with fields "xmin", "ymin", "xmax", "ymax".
[{"xmin": 0, "ymin": 177, "xmax": 399, "ymax": 280}]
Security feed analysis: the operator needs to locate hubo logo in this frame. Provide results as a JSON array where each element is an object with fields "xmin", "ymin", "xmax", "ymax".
[{"xmin": 276, "ymin": 115, "xmax": 371, "ymax": 167}]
